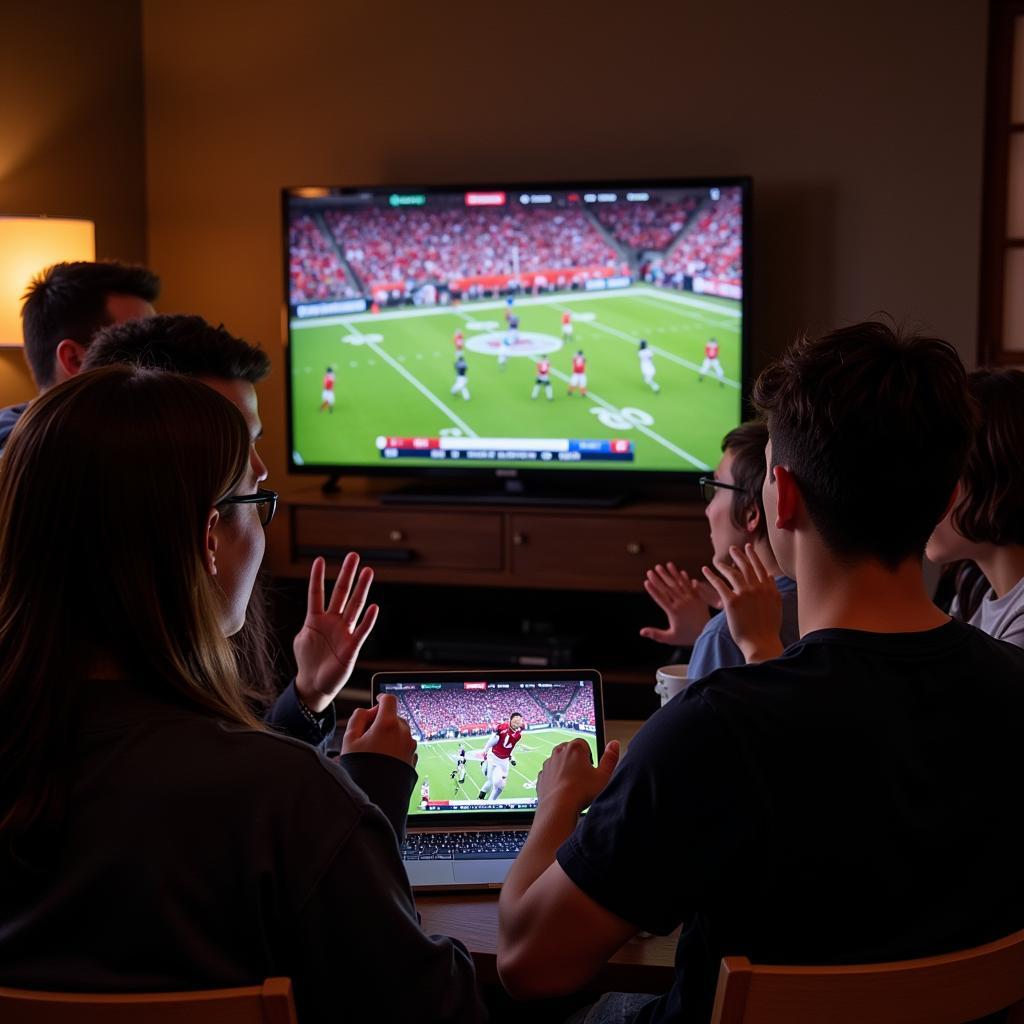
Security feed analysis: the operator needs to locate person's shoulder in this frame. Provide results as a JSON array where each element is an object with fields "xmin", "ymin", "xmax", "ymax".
[
  {"xmin": 957, "ymin": 614, "xmax": 1024, "ymax": 663},
  {"xmin": 754, "ymin": 618, "xmax": 1024, "ymax": 685},
  {"xmin": 684, "ymin": 637, "xmax": 829, "ymax": 711},
  {"xmin": 776, "ymin": 578, "xmax": 801, "ymax": 646},
  {"xmin": 212, "ymin": 721, "xmax": 372, "ymax": 812},
  {"xmin": 0, "ymin": 401, "xmax": 29, "ymax": 441},
  {"xmin": 622, "ymin": 682, "xmax": 740, "ymax": 773},
  {"xmin": 0, "ymin": 401, "xmax": 28, "ymax": 421},
  {"xmin": 689, "ymin": 609, "xmax": 744, "ymax": 671},
  {"xmin": 774, "ymin": 575, "xmax": 797, "ymax": 595}
]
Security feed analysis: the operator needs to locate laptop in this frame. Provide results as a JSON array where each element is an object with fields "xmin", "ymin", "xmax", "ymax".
[{"xmin": 371, "ymin": 668, "xmax": 605, "ymax": 891}]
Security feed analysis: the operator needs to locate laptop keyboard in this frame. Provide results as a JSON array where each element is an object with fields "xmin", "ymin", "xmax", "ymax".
[{"xmin": 402, "ymin": 830, "xmax": 530, "ymax": 861}]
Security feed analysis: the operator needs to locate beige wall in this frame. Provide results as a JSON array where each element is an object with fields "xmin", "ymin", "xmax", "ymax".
[
  {"xmin": 142, "ymin": 0, "xmax": 987, "ymax": 512},
  {"xmin": 0, "ymin": 0, "xmax": 147, "ymax": 406}
]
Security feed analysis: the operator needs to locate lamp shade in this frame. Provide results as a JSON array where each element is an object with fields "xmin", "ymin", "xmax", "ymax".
[{"xmin": 0, "ymin": 217, "xmax": 96, "ymax": 346}]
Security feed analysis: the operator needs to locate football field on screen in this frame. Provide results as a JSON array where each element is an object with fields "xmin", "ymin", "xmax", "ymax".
[
  {"xmin": 408, "ymin": 728, "xmax": 598, "ymax": 816},
  {"xmin": 290, "ymin": 286, "xmax": 742, "ymax": 473}
]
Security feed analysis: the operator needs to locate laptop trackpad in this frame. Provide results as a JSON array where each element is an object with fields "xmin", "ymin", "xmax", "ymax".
[
  {"xmin": 407, "ymin": 860, "xmax": 457, "ymax": 887},
  {"xmin": 453, "ymin": 858, "xmax": 516, "ymax": 886}
]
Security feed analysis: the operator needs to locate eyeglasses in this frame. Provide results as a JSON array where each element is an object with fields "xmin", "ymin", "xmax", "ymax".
[
  {"xmin": 217, "ymin": 488, "xmax": 278, "ymax": 527},
  {"xmin": 698, "ymin": 476, "xmax": 748, "ymax": 503}
]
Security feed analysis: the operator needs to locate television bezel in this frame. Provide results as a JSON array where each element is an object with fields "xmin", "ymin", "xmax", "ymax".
[{"xmin": 281, "ymin": 176, "xmax": 751, "ymax": 487}]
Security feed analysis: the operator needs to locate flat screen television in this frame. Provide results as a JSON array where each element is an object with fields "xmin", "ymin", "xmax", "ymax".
[{"xmin": 283, "ymin": 178, "xmax": 749, "ymax": 497}]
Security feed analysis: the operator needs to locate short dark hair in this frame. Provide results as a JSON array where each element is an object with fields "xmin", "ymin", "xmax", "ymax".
[
  {"xmin": 721, "ymin": 420, "xmax": 769, "ymax": 539},
  {"xmin": 83, "ymin": 314, "xmax": 270, "ymax": 383},
  {"xmin": 951, "ymin": 368, "xmax": 1024, "ymax": 547},
  {"xmin": 752, "ymin": 321, "xmax": 973, "ymax": 569},
  {"xmin": 21, "ymin": 261, "xmax": 160, "ymax": 388},
  {"xmin": 510, "ymin": 712, "xmax": 523, "ymax": 721}
]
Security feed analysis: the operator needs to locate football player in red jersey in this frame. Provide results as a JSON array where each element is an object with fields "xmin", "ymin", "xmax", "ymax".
[
  {"xmin": 561, "ymin": 309, "xmax": 573, "ymax": 340},
  {"xmin": 531, "ymin": 359, "xmax": 553, "ymax": 401},
  {"xmin": 478, "ymin": 712, "xmax": 525, "ymax": 801},
  {"xmin": 319, "ymin": 366, "xmax": 336, "ymax": 412},
  {"xmin": 698, "ymin": 336, "xmax": 725, "ymax": 386},
  {"xmin": 453, "ymin": 328, "xmax": 465, "ymax": 352},
  {"xmin": 567, "ymin": 350, "xmax": 587, "ymax": 396}
]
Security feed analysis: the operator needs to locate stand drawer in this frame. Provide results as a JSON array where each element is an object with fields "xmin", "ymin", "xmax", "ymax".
[
  {"xmin": 292, "ymin": 506, "xmax": 503, "ymax": 570},
  {"xmin": 509, "ymin": 514, "xmax": 709, "ymax": 584}
]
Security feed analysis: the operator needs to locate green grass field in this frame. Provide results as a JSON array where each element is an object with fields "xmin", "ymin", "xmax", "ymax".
[
  {"xmin": 290, "ymin": 285, "xmax": 741, "ymax": 473},
  {"xmin": 407, "ymin": 727, "xmax": 598, "ymax": 817}
]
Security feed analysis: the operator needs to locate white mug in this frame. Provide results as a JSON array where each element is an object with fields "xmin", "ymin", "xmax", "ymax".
[{"xmin": 655, "ymin": 664, "xmax": 690, "ymax": 706}]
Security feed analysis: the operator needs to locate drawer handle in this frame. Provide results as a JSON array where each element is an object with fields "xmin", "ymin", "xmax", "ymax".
[
  {"xmin": 626, "ymin": 541, "xmax": 643, "ymax": 556},
  {"xmin": 389, "ymin": 529, "xmax": 405, "ymax": 542},
  {"xmin": 512, "ymin": 532, "xmax": 527, "ymax": 547}
]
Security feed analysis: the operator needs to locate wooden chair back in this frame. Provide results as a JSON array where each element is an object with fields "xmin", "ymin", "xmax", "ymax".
[
  {"xmin": 0, "ymin": 977, "xmax": 298, "ymax": 1024},
  {"xmin": 711, "ymin": 928, "xmax": 1024, "ymax": 1024}
]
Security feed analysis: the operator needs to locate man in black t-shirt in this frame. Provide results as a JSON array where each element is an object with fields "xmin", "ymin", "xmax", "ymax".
[{"xmin": 498, "ymin": 322, "xmax": 1024, "ymax": 1024}]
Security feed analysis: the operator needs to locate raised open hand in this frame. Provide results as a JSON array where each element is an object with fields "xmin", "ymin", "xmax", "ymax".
[
  {"xmin": 640, "ymin": 561, "xmax": 714, "ymax": 645},
  {"xmin": 701, "ymin": 544, "xmax": 783, "ymax": 664},
  {"xmin": 294, "ymin": 553, "xmax": 379, "ymax": 712}
]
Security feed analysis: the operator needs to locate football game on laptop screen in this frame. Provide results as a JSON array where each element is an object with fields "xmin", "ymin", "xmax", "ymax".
[
  {"xmin": 375, "ymin": 674, "xmax": 602, "ymax": 818},
  {"xmin": 284, "ymin": 180, "xmax": 748, "ymax": 477}
]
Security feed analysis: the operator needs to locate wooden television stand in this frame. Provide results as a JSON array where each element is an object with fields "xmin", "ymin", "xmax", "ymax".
[{"xmin": 269, "ymin": 480, "xmax": 712, "ymax": 717}]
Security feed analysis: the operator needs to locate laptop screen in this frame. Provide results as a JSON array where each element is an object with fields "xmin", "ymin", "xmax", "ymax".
[{"xmin": 373, "ymin": 670, "xmax": 603, "ymax": 820}]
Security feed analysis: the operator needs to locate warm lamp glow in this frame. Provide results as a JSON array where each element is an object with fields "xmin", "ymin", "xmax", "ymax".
[{"xmin": 0, "ymin": 217, "xmax": 95, "ymax": 346}]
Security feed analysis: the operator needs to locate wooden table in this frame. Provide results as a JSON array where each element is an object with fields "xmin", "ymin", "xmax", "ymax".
[
  {"xmin": 416, "ymin": 893, "xmax": 678, "ymax": 991},
  {"xmin": 416, "ymin": 720, "xmax": 677, "ymax": 993}
]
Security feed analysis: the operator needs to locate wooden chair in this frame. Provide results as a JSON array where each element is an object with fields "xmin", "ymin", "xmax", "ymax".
[
  {"xmin": 711, "ymin": 928, "xmax": 1024, "ymax": 1024},
  {"xmin": 0, "ymin": 977, "xmax": 297, "ymax": 1024}
]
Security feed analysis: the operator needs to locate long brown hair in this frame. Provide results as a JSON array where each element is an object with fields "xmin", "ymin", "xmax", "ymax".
[
  {"xmin": 81, "ymin": 314, "xmax": 278, "ymax": 707},
  {"xmin": 0, "ymin": 366, "xmax": 261, "ymax": 844}
]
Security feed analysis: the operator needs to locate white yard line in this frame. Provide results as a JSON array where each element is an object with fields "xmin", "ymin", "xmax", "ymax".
[
  {"xmin": 555, "ymin": 302, "xmax": 740, "ymax": 390},
  {"xmin": 366, "ymin": 340, "xmax": 480, "ymax": 438},
  {"xmin": 546, "ymin": 365, "xmax": 711, "ymax": 470},
  {"xmin": 634, "ymin": 293, "xmax": 738, "ymax": 331},
  {"xmin": 632, "ymin": 285, "xmax": 741, "ymax": 318},
  {"xmin": 342, "ymin": 323, "xmax": 480, "ymax": 438},
  {"xmin": 522, "ymin": 732, "xmax": 560, "ymax": 755},
  {"xmin": 507, "ymin": 762, "xmax": 537, "ymax": 788}
]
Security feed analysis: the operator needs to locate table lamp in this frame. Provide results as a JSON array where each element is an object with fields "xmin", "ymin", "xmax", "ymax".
[{"xmin": 0, "ymin": 217, "xmax": 96, "ymax": 346}]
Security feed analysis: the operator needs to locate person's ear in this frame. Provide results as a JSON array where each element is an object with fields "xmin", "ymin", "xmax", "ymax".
[
  {"xmin": 203, "ymin": 508, "xmax": 220, "ymax": 577},
  {"xmin": 774, "ymin": 466, "xmax": 801, "ymax": 531},
  {"xmin": 54, "ymin": 339, "xmax": 88, "ymax": 379},
  {"xmin": 745, "ymin": 501, "xmax": 762, "ymax": 535}
]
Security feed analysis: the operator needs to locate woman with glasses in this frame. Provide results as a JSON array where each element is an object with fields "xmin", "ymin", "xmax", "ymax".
[
  {"xmin": 640, "ymin": 420, "xmax": 800, "ymax": 682},
  {"xmin": 80, "ymin": 313, "xmax": 368, "ymax": 751},
  {"xmin": 926, "ymin": 368, "xmax": 1024, "ymax": 648},
  {"xmin": 0, "ymin": 367, "xmax": 485, "ymax": 1023}
]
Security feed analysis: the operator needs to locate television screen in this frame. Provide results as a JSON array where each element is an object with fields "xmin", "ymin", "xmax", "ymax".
[{"xmin": 284, "ymin": 179, "xmax": 748, "ymax": 478}]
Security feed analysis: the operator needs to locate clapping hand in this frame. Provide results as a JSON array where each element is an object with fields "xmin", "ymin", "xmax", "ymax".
[
  {"xmin": 701, "ymin": 544, "xmax": 783, "ymax": 664},
  {"xmin": 294, "ymin": 553, "xmax": 379, "ymax": 713}
]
